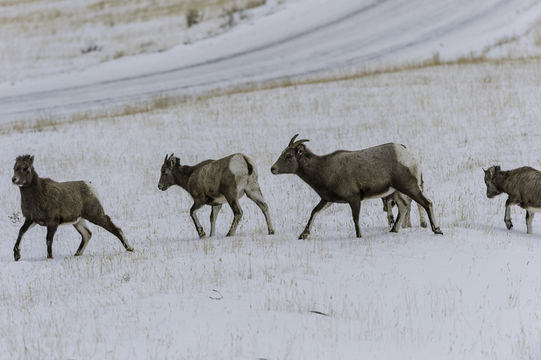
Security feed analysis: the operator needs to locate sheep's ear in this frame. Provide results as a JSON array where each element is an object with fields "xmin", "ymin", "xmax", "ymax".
[
  {"xmin": 482, "ymin": 167, "xmax": 487, "ymax": 173},
  {"xmin": 296, "ymin": 144, "xmax": 305, "ymax": 157},
  {"xmin": 169, "ymin": 158, "xmax": 175, "ymax": 168},
  {"xmin": 175, "ymin": 158, "xmax": 181, "ymax": 167},
  {"xmin": 29, "ymin": 156, "xmax": 34, "ymax": 166},
  {"xmin": 495, "ymin": 165, "xmax": 501, "ymax": 172}
]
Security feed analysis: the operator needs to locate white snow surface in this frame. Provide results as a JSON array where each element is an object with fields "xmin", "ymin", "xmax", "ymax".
[{"xmin": 1, "ymin": 0, "xmax": 541, "ymax": 118}]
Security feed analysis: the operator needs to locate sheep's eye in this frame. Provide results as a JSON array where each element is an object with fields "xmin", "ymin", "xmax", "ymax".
[
  {"xmin": 23, "ymin": 168, "xmax": 29, "ymax": 173},
  {"xmin": 285, "ymin": 154, "xmax": 293, "ymax": 160}
]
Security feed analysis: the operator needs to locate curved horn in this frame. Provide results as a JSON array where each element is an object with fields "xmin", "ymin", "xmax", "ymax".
[
  {"xmin": 292, "ymin": 138, "xmax": 309, "ymax": 148},
  {"xmin": 288, "ymin": 134, "xmax": 309, "ymax": 148},
  {"xmin": 288, "ymin": 134, "xmax": 299, "ymax": 146},
  {"xmin": 165, "ymin": 153, "xmax": 175, "ymax": 163}
]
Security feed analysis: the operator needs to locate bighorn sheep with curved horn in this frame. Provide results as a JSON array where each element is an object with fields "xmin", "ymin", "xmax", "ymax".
[
  {"xmin": 12, "ymin": 155, "xmax": 133, "ymax": 261},
  {"xmin": 158, "ymin": 153, "xmax": 274, "ymax": 238},
  {"xmin": 270, "ymin": 134, "xmax": 443, "ymax": 239}
]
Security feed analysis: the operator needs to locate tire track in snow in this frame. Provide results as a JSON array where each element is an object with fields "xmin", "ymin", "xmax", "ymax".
[{"xmin": 0, "ymin": 0, "xmax": 537, "ymax": 119}]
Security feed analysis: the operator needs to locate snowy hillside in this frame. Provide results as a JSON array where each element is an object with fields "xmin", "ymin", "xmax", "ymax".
[
  {"xmin": 2, "ymin": 0, "xmax": 541, "ymax": 119},
  {"xmin": 1, "ymin": 0, "xmax": 541, "ymax": 359}
]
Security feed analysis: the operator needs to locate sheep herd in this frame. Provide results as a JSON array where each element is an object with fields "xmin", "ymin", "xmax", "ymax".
[{"xmin": 11, "ymin": 134, "xmax": 541, "ymax": 261}]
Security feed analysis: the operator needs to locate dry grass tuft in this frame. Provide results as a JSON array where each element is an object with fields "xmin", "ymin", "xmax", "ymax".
[{"xmin": 4, "ymin": 55, "xmax": 541, "ymax": 136}]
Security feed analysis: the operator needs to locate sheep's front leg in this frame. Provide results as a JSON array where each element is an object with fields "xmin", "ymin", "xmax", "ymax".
[
  {"xmin": 505, "ymin": 198, "xmax": 514, "ymax": 230},
  {"xmin": 14, "ymin": 218, "xmax": 35, "ymax": 261},
  {"xmin": 225, "ymin": 198, "xmax": 243, "ymax": 237},
  {"xmin": 348, "ymin": 200, "xmax": 361, "ymax": 238},
  {"xmin": 526, "ymin": 210, "xmax": 535, "ymax": 234},
  {"xmin": 46, "ymin": 225, "xmax": 58, "ymax": 259},
  {"xmin": 299, "ymin": 199, "xmax": 330, "ymax": 239},
  {"xmin": 190, "ymin": 202, "xmax": 206, "ymax": 238}
]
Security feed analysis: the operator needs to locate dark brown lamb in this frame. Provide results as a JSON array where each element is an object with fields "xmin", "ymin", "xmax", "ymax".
[
  {"xmin": 484, "ymin": 165, "xmax": 541, "ymax": 234},
  {"xmin": 12, "ymin": 155, "xmax": 133, "ymax": 261}
]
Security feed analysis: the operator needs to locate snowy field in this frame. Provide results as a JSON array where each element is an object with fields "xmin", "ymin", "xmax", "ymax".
[
  {"xmin": 2, "ymin": 0, "xmax": 541, "ymax": 359},
  {"xmin": 2, "ymin": 59, "xmax": 541, "ymax": 359}
]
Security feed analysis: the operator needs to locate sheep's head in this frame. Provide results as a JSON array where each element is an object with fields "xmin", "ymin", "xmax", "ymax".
[
  {"xmin": 483, "ymin": 166, "xmax": 502, "ymax": 198},
  {"xmin": 12, "ymin": 155, "xmax": 34, "ymax": 187},
  {"xmin": 271, "ymin": 134, "xmax": 309, "ymax": 175},
  {"xmin": 158, "ymin": 153, "xmax": 180, "ymax": 191}
]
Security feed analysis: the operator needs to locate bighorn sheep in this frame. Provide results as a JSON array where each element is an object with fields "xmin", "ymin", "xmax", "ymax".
[
  {"xmin": 158, "ymin": 153, "xmax": 274, "ymax": 238},
  {"xmin": 484, "ymin": 165, "xmax": 541, "ymax": 234},
  {"xmin": 382, "ymin": 192, "xmax": 428, "ymax": 229},
  {"xmin": 270, "ymin": 135, "xmax": 443, "ymax": 238},
  {"xmin": 11, "ymin": 155, "xmax": 133, "ymax": 261}
]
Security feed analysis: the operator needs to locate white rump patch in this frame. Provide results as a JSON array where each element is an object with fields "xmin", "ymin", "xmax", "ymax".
[
  {"xmin": 228, "ymin": 155, "xmax": 248, "ymax": 175},
  {"xmin": 85, "ymin": 181, "xmax": 100, "ymax": 198}
]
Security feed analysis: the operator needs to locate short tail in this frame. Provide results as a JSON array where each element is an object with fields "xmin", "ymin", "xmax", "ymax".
[{"xmin": 242, "ymin": 155, "xmax": 255, "ymax": 176}]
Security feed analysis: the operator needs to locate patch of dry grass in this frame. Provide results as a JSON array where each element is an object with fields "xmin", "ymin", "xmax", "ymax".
[{"xmin": 4, "ymin": 55, "xmax": 541, "ymax": 136}]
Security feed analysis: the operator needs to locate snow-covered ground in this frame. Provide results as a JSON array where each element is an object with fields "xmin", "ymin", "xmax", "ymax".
[
  {"xmin": 2, "ymin": 59, "xmax": 541, "ymax": 358},
  {"xmin": 2, "ymin": 0, "xmax": 541, "ymax": 359}
]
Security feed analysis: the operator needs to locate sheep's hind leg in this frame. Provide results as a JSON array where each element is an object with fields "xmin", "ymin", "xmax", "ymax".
[
  {"xmin": 73, "ymin": 219, "xmax": 92, "ymax": 256},
  {"xmin": 402, "ymin": 187, "xmax": 443, "ymax": 235},
  {"xmin": 245, "ymin": 186, "xmax": 275, "ymax": 235},
  {"xmin": 88, "ymin": 215, "xmax": 133, "ymax": 251},
  {"xmin": 209, "ymin": 204, "xmax": 222, "ymax": 237},
  {"xmin": 382, "ymin": 197, "xmax": 395, "ymax": 230}
]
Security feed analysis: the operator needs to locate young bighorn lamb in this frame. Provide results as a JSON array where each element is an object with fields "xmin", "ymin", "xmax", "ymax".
[
  {"xmin": 271, "ymin": 135, "xmax": 443, "ymax": 238},
  {"xmin": 158, "ymin": 153, "xmax": 274, "ymax": 238},
  {"xmin": 382, "ymin": 192, "xmax": 428, "ymax": 229},
  {"xmin": 11, "ymin": 155, "xmax": 133, "ymax": 261},
  {"xmin": 484, "ymin": 165, "xmax": 541, "ymax": 234}
]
